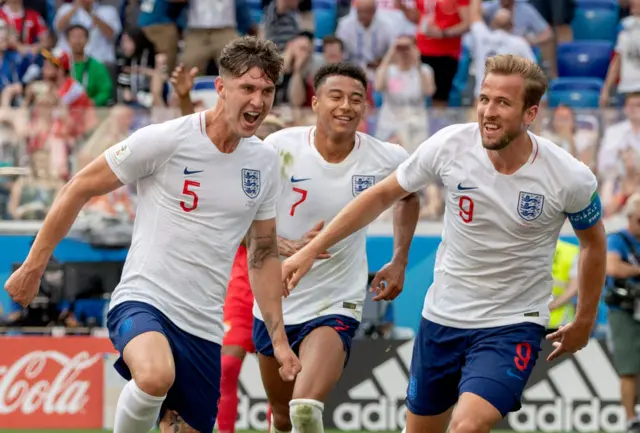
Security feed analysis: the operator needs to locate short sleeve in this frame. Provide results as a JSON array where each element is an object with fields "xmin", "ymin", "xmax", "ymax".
[
  {"xmin": 607, "ymin": 233, "xmax": 628, "ymax": 259},
  {"xmin": 97, "ymin": 5, "xmax": 122, "ymax": 35},
  {"xmin": 254, "ymin": 152, "xmax": 281, "ymax": 221},
  {"xmin": 395, "ymin": 128, "xmax": 447, "ymax": 193},
  {"xmin": 615, "ymin": 29, "xmax": 627, "ymax": 54},
  {"xmin": 564, "ymin": 164, "xmax": 602, "ymax": 231},
  {"xmin": 525, "ymin": 4, "xmax": 549, "ymax": 34},
  {"xmin": 104, "ymin": 122, "xmax": 177, "ymax": 185},
  {"xmin": 384, "ymin": 142, "xmax": 411, "ymax": 171}
]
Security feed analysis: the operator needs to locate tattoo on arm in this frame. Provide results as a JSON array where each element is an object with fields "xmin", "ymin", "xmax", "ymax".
[
  {"xmin": 263, "ymin": 313, "xmax": 282, "ymax": 342},
  {"xmin": 247, "ymin": 225, "xmax": 279, "ymax": 269}
]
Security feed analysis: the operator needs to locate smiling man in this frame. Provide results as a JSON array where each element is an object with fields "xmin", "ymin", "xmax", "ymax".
[
  {"xmin": 282, "ymin": 54, "xmax": 607, "ymax": 433},
  {"xmin": 254, "ymin": 62, "xmax": 420, "ymax": 433}
]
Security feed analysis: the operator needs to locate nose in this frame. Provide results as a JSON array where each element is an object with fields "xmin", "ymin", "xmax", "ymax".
[{"xmin": 483, "ymin": 100, "xmax": 498, "ymax": 118}]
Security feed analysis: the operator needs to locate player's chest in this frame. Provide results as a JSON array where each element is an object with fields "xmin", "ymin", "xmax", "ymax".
[
  {"xmin": 442, "ymin": 167, "xmax": 564, "ymax": 233},
  {"xmin": 162, "ymin": 158, "xmax": 266, "ymax": 217},
  {"xmin": 280, "ymin": 158, "xmax": 388, "ymax": 220}
]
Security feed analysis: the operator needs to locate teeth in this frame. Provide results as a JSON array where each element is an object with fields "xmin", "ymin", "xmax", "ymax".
[
  {"xmin": 336, "ymin": 116, "xmax": 350, "ymax": 121},
  {"xmin": 247, "ymin": 112, "xmax": 259, "ymax": 116},
  {"xmin": 485, "ymin": 124, "xmax": 499, "ymax": 130}
]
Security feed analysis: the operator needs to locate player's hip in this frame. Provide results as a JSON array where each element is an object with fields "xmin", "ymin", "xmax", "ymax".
[
  {"xmin": 253, "ymin": 297, "xmax": 364, "ymax": 325},
  {"xmin": 109, "ymin": 292, "xmax": 225, "ymax": 344}
]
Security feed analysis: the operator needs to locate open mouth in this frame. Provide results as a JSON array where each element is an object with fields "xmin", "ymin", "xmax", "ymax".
[
  {"xmin": 334, "ymin": 115, "xmax": 352, "ymax": 124},
  {"xmin": 484, "ymin": 122, "xmax": 500, "ymax": 134},
  {"xmin": 243, "ymin": 112, "xmax": 260, "ymax": 125}
]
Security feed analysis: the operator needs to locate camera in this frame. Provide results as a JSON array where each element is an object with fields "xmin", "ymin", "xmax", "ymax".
[{"xmin": 604, "ymin": 278, "xmax": 640, "ymax": 311}]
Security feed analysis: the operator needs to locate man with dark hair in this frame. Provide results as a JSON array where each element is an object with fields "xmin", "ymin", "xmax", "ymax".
[
  {"xmin": 254, "ymin": 61, "xmax": 420, "ymax": 433},
  {"xmin": 5, "ymin": 36, "xmax": 301, "ymax": 433}
]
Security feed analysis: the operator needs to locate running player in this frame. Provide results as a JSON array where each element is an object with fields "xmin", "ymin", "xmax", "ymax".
[
  {"xmin": 5, "ymin": 36, "xmax": 301, "ymax": 433},
  {"xmin": 254, "ymin": 62, "xmax": 421, "ymax": 433},
  {"xmin": 282, "ymin": 54, "xmax": 607, "ymax": 433}
]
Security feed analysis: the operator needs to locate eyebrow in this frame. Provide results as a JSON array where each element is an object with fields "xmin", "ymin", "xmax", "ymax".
[{"xmin": 328, "ymin": 88, "xmax": 364, "ymax": 98}]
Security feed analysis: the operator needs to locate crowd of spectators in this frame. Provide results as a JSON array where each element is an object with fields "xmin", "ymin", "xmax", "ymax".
[{"xmin": 0, "ymin": 0, "xmax": 638, "ymax": 225}]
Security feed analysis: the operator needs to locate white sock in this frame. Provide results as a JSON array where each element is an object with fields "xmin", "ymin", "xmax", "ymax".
[
  {"xmin": 113, "ymin": 379, "xmax": 166, "ymax": 433},
  {"xmin": 271, "ymin": 413, "xmax": 292, "ymax": 433},
  {"xmin": 290, "ymin": 399, "xmax": 324, "ymax": 433}
]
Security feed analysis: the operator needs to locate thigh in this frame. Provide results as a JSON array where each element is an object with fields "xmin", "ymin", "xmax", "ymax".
[
  {"xmin": 107, "ymin": 301, "xmax": 175, "ymax": 384},
  {"xmin": 258, "ymin": 353, "xmax": 296, "ymax": 414},
  {"xmin": 161, "ymin": 320, "xmax": 222, "ymax": 433},
  {"xmin": 460, "ymin": 323, "xmax": 546, "ymax": 417},
  {"xmin": 608, "ymin": 309, "xmax": 640, "ymax": 375},
  {"xmin": 421, "ymin": 56, "xmax": 457, "ymax": 103},
  {"xmin": 211, "ymin": 28, "xmax": 239, "ymax": 60},
  {"xmin": 293, "ymin": 319, "xmax": 355, "ymax": 401},
  {"xmin": 406, "ymin": 318, "xmax": 467, "ymax": 416}
]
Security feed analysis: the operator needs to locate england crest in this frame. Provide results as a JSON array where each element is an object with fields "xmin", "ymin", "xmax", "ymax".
[
  {"xmin": 517, "ymin": 191, "xmax": 544, "ymax": 221},
  {"xmin": 352, "ymin": 175, "xmax": 375, "ymax": 197},
  {"xmin": 241, "ymin": 169, "xmax": 261, "ymax": 199}
]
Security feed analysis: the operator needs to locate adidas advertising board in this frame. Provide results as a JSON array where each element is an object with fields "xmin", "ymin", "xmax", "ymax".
[{"xmin": 235, "ymin": 338, "xmax": 634, "ymax": 432}]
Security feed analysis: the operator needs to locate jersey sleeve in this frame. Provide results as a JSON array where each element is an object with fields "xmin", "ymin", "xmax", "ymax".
[
  {"xmin": 254, "ymin": 151, "xmax": 281, "ymax": 221},
  {"xmin": 383, "ymin": 142, "xmax": 411, "ymax": 172},
  {"xmin": 395, "ymin": 127, "xmax": 448, "ymax": 193},
  {"xmin": 564, "ymin": 163, "xmax": 602, "ymax": 231},
  {"xmin": 104, "ymin": 122, "xmax": 177, "ymax": 185}
]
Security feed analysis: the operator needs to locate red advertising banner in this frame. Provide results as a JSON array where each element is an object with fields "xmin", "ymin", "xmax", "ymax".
[{"xmin": 0, "ymin": 336, "xmax": 116, "ymax": 429}]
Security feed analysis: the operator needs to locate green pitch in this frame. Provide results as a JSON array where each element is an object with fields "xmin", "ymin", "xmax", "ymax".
[{"xmin": 0, "ymin": 430, "xmax": 595, "ymax": 433}]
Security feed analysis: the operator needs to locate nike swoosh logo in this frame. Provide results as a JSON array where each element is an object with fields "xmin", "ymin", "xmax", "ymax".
[
  {"xmin": 457, "ymin": 183, "xmax": 478, "ymax": 191},
  {"xmin": 291, "ymin": 176, "xmax": 311, "ymax": 183},
  {"xmin": 184, "ymin": 168, "xmax": 204, "ymax": 175},
  {"xmin": 507, "ymin": 369, "xmax": 523, "ymax": 380}
]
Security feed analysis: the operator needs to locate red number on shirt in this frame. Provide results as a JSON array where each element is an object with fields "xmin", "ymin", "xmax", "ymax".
[
  {"xmin": 458, "ymin": 196, "xmax": 474, "ymax": 223},
  {"xmin": 514, "ymin": 342, "xmax": 532, "ymax": 371},
  {"xmin": 180, "ymin": 180, "xmax": 200, "ymax": 212},
  {"xmin": 290, "ymin": 187, "xmax": 308, "ymax": 216}
]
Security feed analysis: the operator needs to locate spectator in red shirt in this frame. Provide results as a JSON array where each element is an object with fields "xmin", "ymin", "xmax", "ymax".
[
  {"xmin": 399, "ymin": 0, "xmax": 470, "ymax": 107},
  {"xmin": 0, "ymin": 0, "xmax": 48, "ymax": 56}
]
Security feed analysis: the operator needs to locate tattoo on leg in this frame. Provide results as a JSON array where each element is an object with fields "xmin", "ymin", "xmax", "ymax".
[
  {"xmin": 170, "ymin": 412, "xmax": 182, "ymax": 433},
  {"xmin": 247, "ymin": 226, "xmax": 278, "ymax": 269}
]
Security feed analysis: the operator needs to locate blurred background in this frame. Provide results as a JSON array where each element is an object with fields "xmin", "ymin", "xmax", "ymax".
[{"xmin": 0, "ymin": 0, "xmax": 638, "ymax": 431}]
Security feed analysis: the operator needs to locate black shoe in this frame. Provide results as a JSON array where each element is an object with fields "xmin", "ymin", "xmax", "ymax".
[{"xmin": 628, "ymin": 419, "xmax": 640, "ymax": 433}]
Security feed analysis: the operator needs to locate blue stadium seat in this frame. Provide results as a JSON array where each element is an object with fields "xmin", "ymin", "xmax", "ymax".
[
  {"xmin": 548, "ymin": 77, "xmax": 604, "ymax": 108},
  {"xmin": 313, "ymin": 0, "xmax": 337, "ymax": 39},
  {"xmin": 246, "ymin": 0, "xmax": 264, "ymax": 24},
  {"xmin": 571, "ymin": 1, "xmax": 619, "ymax": 42},
  {"xmin": 556, "ymin": 41, "xmax": 613, "ymax": 79},
  {"xmin": 193, "ymin": 76, "xmax": 217, "ymax": 91}
]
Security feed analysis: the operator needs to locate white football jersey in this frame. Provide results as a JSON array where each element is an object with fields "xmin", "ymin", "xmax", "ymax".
[
  {"xmin": 396, "ymin": 123, "xmax": 599, "ymax": 329},
  {"xmin": 105, "ymin": 112, "xmax": 280, "ymax": 344},
  {"xmin": 252, "ymin": 126, "xmax": 409, "ymax": 324}
]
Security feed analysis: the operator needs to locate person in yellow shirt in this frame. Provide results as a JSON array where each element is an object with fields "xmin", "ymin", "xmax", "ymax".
[{"xmin": 548, "ymin": 239, "xmax": 580, "ymax": 329}]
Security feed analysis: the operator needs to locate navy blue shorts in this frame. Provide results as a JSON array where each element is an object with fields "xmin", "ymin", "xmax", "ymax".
[
  {"xmin": 253, "ymin": 314, "xmax": 359, "ymax": 364},
  {"xmin": 407, "ymin": 318, "xmax": 545, "ymax": 417},
  {"xmin": 107, "ymin": 301, "xmax": 221, "ymax": 433}
]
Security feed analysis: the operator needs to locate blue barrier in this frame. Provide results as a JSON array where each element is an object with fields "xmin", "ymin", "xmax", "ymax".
[{"xmin": 0, "ymin": 232, "xmax": 584, "ymax": 332}]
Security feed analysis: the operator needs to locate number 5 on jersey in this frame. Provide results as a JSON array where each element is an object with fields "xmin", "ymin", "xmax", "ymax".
[
  {"xmin": 181, "ymin": 180, "xmax": 200, "ymax": 212},
  {"xmin": 459, "ymin": 196, "xmax": 474, "ymax": 223}
]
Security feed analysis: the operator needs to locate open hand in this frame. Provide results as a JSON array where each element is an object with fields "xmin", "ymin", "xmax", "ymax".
[
  {"xmin": 545, "ymin": 320, "xmax": 593, "ymax": 361},
  {"xmin": 170, "ymin": 63, "xmax": 198, "ymax": 98}
]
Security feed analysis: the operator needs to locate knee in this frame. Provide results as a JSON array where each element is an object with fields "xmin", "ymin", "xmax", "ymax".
[
  {"xmin": 449, "ymin": 415, "xmax": 492, "ymax": 433},
  {"xmin": 133, "ymin": 362, "xmax": 175, "ymax": 397}
]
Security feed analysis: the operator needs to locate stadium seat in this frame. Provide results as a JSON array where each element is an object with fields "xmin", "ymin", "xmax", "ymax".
[
  {"xmin": 571, "ymin": 1, "xmax": 619, "ymax": 42},
  {"xmin": 193, "ymin": 76, "xmax": 217, "ymax": 91},
  {"xmin": 556, "ymin": 41, "xmax": 613, "ymax": 80},
  {"xmin": 313, "ymin": 0, "xmax": 337, "ymax": 40},
  {"xmin": 246, "ymin": 0, "xmax": 264, "ymax": 24},
  {"xmin": 548, "ymin": 77, "xmax": 604, "ymax": 108}
]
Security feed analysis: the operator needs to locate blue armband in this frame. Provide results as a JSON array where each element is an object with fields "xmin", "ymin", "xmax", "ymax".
[{"xmin": 567, "ymin": 191, "xmax": 602, "ymax": 230}]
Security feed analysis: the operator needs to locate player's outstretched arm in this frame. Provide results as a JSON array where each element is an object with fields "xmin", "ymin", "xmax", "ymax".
[
  {"xmin": 247, "ymin": 217, "xmax": 302, "ymax": 381},
  {"xmin": 4, "ymin": 156, "xmax": 122, "ymax": 306},
  {"xmin": 370, "ymin": 192, "xmax": 420, "ymax": 301},
  {"xmin": 282, "ymin": 173, "xmax": 411, "ymax": 290}
]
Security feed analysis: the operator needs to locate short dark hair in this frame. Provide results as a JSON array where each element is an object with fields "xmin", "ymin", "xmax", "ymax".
[
  {"xmin": 322, "ymin": 36, "xmax": 344, "ymax": 51},
  {"xmin": 313, "ymin": 62, "xmax": 368, "ymax": 92},
  {"xmin": 65, "ymin": 24, "xmax": 89, "ymax": 38},
  {"xmin": 219, "ymin": 36, "xmax": 284, "ymax": 86}
]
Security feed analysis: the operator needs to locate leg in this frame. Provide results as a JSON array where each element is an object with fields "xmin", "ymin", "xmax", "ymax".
[
  {"xmin": 159, "ymin": 410, "xmax": 200, "ymax": 433},
  {"xmin": 608, "ymin": 308, "xmax": 640, "ymax": 426},
  {"xmin": 218, "ymin": 345, "xmax": 247, "ymax": 433},
  {"xmin": 107, "ymin": 302, "xmax": 176, "ymax": 433},
  {"xmin": 258, "ymin": 353, "xmax": 296, "ymax": 432},
  {"xmin": 404, "ymin": 318, "xmax": 467, "ymax": 433},
  {"xmin": 142, "ymin": 24, "xmax": 180, "ymax": 72},
  {"xmin": 449, "ymin": 322, "xmax": 546, "ymax": 433},
  {"xmin": 180, "ymin": 29, "xmax": 212, "ymax": 76},
  {"xmin": 289, "ymin": 324, "xmax": 350, "ymax": 433}
]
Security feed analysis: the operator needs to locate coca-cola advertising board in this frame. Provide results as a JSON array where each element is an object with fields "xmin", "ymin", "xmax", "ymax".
[{"xmin": 0, "ymin": 336, "xmax": 116, "ymax": 429}]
